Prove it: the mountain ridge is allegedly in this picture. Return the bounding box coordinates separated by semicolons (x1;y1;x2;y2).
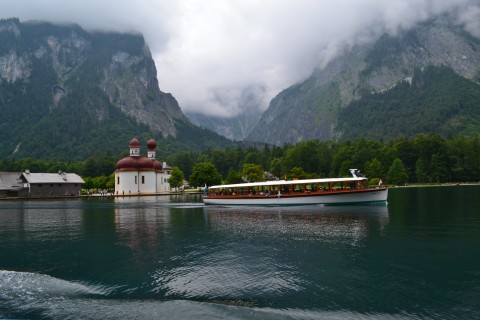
246;14;480;145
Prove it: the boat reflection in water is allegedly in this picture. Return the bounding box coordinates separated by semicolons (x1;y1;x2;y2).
204;203;389;247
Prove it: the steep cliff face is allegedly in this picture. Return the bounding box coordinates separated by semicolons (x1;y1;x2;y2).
100;48;185;136
0;18;185;132
0;18;224;160
247;15;480;144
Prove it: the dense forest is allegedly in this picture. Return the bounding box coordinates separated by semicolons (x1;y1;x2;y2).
1;134;479;187
338;66;480;140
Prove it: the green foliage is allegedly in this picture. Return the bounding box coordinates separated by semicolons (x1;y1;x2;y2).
289;167;307;179
2;134;480;186
339;66;480;140
225;169;244;184
364;158;384;179
82;175;112;190
242;163;266;182
387;158;409;185
166;133;480;185
269;158;284;178
168;167;185;191
106;173;115;190
283;141;331;176
368;178;380;187
189;162;222;187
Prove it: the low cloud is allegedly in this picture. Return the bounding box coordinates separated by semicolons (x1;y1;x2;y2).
457;4;480;38
3;0;480;118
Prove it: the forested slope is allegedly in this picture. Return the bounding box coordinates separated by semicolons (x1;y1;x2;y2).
337;66;480;140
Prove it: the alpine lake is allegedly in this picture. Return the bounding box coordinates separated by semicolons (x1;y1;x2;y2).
1;185;479;319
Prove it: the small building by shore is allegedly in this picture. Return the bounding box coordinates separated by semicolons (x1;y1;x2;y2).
0;171;84;198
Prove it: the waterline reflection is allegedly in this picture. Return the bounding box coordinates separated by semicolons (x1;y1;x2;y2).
204;204;389;247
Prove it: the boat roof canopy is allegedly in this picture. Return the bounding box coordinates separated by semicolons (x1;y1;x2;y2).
208;177;367;190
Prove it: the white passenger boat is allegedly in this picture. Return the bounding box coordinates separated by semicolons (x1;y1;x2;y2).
203;169;388;206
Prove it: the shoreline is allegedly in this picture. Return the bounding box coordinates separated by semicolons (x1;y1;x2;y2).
0;191;205;201
1;183;479;201
387;182;480;188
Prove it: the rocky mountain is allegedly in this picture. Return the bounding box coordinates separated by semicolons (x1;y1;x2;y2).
0;18;232;160
247;14;480;145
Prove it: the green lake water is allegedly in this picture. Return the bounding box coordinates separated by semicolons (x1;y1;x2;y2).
0;186;479;319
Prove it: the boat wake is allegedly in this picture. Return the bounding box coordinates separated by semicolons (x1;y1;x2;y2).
161;202;206;209
0;270;417;320
0;270;215;319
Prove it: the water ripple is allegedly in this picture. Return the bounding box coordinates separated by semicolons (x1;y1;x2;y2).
150;248;305;300
1;268;477;319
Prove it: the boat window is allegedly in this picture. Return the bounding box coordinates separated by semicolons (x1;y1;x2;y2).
332;182;343;190
271;186;280;195
293;184;303;192
320;183;329;191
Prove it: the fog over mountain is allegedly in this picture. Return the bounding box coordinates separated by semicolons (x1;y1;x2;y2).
3;0;480;121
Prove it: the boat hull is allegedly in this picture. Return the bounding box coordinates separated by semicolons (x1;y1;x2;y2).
203;188;388;206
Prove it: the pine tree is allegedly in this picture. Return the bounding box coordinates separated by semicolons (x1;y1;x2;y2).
387;158;409;185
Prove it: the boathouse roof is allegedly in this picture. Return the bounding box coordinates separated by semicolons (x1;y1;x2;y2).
0;172;23;190
21;172;85;184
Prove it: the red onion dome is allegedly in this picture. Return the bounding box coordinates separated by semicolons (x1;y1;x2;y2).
129;138;140;148
116;155;156;171
137;157;154;171
147;139;157;150
116;157;138;170
153;160;163;171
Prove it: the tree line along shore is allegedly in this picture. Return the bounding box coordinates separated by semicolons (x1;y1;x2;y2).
1;134;479;191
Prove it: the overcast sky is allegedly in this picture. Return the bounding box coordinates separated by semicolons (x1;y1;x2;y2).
2;0;480;117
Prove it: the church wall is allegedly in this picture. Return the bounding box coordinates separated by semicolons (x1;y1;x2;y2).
115;171;139;195
138;171;156;193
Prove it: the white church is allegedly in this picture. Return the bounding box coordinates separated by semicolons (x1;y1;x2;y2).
115;138;171;195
